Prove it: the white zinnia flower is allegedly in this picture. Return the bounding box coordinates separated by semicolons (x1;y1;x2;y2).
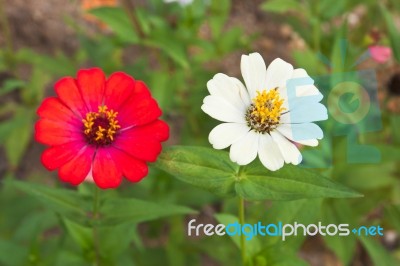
201;52;328;171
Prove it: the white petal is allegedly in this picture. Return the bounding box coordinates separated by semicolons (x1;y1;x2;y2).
270;131;302;165
276;86;291;111
277;123;323;142
240;53;267;99
265;58;294;91
229;130;259;165
231;77;252;107
291;68;320;97
292;68;319;89
282;68;323;111
296;139;319;147
207;73;249;112
209;123;250;149
201;95;246;123
280;103;328;123
258;133;284;171
280;85;323;112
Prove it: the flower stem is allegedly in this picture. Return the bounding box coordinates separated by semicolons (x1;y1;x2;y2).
92;186;101;266
238;196;246;266
120;0;145;39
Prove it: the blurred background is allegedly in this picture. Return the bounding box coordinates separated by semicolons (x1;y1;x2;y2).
0;0;400;265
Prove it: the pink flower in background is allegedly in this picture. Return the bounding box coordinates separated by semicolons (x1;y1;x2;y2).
369;45;392;64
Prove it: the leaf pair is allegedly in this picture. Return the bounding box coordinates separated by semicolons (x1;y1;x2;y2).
155;146;362;201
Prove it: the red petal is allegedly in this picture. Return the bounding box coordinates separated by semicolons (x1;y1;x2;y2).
92;148;122;189
118;81;162;128
55;77;88;118
77;68;106;112
35;119;83;146
128;120;169;142
113;131;162;162
37;97;81;127
132;80;151;96
109;147;148;182
104;72;135;111
58;145;95;185
41;141;85;170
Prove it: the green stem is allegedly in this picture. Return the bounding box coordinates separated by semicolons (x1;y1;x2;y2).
238;196;246;266
92;186;101;266
121;0;145;39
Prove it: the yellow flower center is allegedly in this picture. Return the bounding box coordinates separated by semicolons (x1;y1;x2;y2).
245;89;286;133
82;105;121;146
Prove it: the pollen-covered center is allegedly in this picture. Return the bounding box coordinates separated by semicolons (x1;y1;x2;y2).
245;88;286;133
82;105;121;146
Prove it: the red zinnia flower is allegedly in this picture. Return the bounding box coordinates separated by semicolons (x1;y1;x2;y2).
35;68;169;189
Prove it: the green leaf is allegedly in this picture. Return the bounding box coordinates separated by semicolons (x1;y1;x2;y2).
155;146;362;200
292;48;326;75
143;35;189;69
209;0;231;37
322;200;357;265
54;251;89;266
0;107;35;167
381;5;400;63
0;79;25;96
79;35;123;73
261;0;304;13
63;218;93;251
286;16;313;49
23;68;51;104
256;244;309;266
238;162;361;200
384;204;400;232
14;210;57;242
63;219;137;260
0;239;29;266
359;235;399;266
148;70;173;111
101;197;195;225
155;146;238;197
9;180;88;221
99;223;137;259
214;213;261;258
263;199;321;248
319;0;347;20
336;161;397;191
16;49;76;76
89;7;139;44
376;144;400;161
217;27;244;55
